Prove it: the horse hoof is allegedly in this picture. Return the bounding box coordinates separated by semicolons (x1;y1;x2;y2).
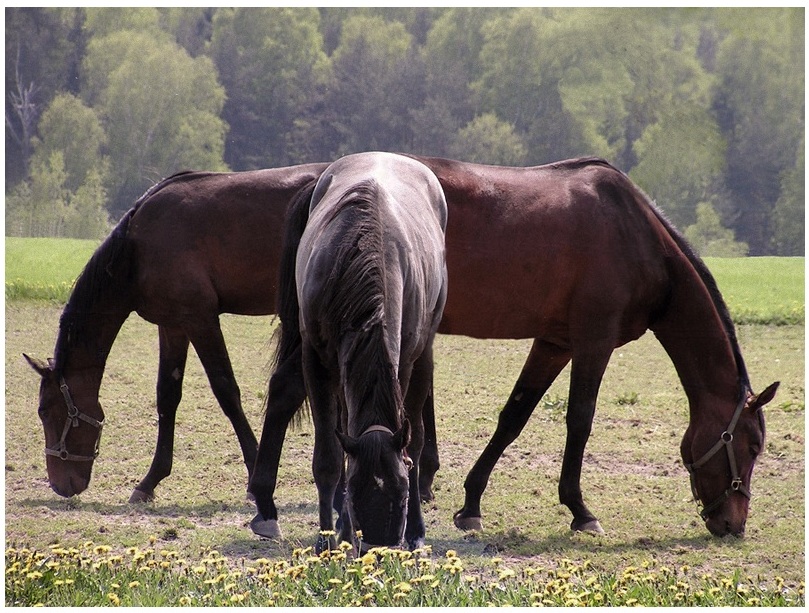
250;515;282;539
408;537;426;551
573;519;605;535
419;488;435;503
454;512;483;532
128;489;153;503
245;491;256;502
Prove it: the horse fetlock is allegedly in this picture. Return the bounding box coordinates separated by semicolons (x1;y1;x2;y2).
250;515;282;539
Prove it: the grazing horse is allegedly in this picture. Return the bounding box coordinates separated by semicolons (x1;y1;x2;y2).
251;154;778;539
24;163;329;500
280;152;447;551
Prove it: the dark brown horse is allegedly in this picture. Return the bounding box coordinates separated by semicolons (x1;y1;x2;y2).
279;152;447;551
25;163;329;501
251;155;778;538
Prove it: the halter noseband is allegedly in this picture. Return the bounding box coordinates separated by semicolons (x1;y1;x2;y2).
684;391;750;521
44;377;104;463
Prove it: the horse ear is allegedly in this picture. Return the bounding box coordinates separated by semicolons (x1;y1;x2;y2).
749;382;780;411
23;354;51;378
336;429;360;456
393;420;411;451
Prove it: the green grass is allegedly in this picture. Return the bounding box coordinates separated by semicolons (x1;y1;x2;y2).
6;540;802;606
5;238;804;324
6;300;804;606
5;237;100;301
705;256;805;325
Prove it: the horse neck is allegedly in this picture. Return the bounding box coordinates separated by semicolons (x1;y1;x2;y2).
55;310;130;387
651;259;742;425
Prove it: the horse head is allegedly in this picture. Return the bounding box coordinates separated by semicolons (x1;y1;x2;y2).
23;354;105;497
337;422;412;550
681;382;778;537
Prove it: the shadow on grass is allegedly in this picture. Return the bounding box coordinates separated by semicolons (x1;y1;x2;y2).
14;496;317;521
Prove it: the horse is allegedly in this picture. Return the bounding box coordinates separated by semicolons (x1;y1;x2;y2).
278;152;447;552
251;154;778;539
24;162;329;501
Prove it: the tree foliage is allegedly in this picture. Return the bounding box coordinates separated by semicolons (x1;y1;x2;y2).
5;7;804;252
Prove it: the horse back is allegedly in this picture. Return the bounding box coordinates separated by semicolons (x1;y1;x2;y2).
125;164;328;323
414;155;673;344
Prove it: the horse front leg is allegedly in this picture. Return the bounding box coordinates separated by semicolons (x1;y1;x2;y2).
454;339;570;531
401;348;433;549
130;326;189;503
187;318;258;492
303;343;342;553
558;346;612;535
248;345;307;538
418;384;439;502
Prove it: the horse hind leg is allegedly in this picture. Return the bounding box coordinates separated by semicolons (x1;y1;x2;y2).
454;339;570;531
249;345;307;539
558;344;613;535
187;318;259;492
130;326;189;503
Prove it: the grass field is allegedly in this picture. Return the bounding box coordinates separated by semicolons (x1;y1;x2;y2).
5;309;805;604
4;238;805;605
5;238;805;325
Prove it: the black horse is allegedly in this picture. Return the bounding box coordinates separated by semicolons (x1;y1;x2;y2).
271;152;447;551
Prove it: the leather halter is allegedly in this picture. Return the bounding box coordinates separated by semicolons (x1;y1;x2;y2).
44;377;104;463
684;391;750;521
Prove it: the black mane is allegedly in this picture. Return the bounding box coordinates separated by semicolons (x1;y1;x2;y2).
317;180;404;435
54;207;136;373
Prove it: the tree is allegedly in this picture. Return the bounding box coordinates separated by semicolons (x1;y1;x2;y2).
6;151;69;237
630;105;727;229
772;139;805;256
208;8;329;168
450;113;527;166
82;28;228;214
5;8;84;185
314;14;420;157
33;93;107;193
712;10;804;254
685;202;748;257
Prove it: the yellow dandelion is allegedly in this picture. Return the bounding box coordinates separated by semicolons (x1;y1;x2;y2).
230;594;245;603
128;581;140;589
107;593;121;606
178;596;192;606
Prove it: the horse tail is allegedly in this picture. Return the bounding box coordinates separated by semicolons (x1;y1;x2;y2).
54;207;137;371
265;179;318;425
273;179;318;369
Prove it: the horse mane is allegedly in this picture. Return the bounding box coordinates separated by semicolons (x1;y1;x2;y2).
315;180;404;434
54;172;206;373
54;207;137;373
620;172;752;393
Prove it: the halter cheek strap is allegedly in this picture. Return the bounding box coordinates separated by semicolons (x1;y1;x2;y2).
684;392;750;521
44;377;104;463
